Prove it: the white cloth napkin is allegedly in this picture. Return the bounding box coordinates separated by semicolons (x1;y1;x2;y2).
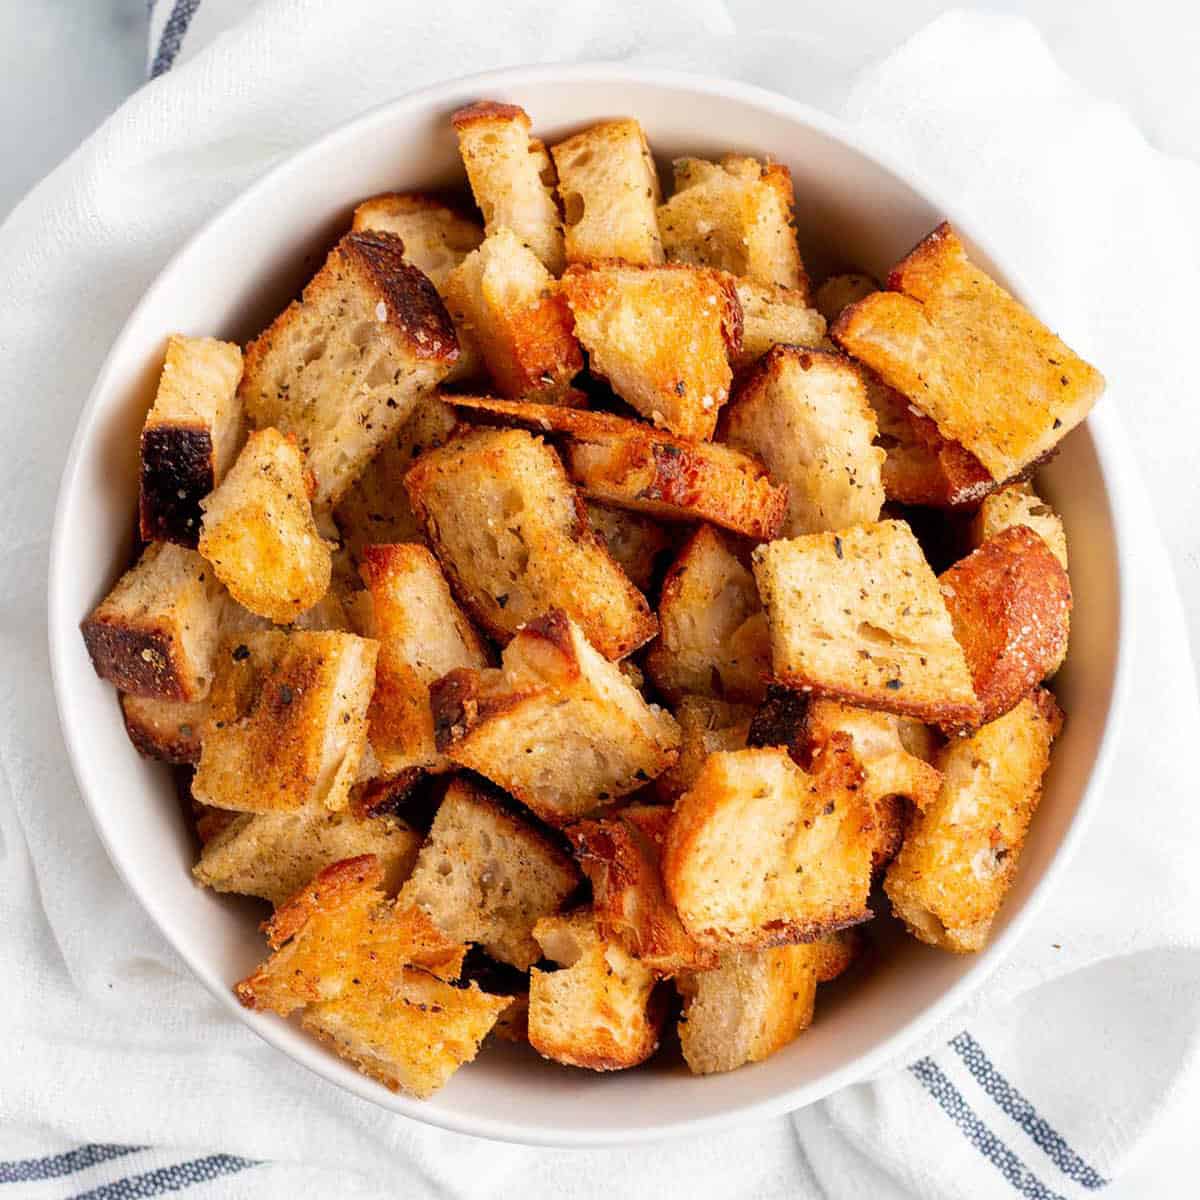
3;4;1199;1198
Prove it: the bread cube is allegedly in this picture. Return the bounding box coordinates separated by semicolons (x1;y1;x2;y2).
584;502;671;592
351;193;483;290
241;230;458;506
193;629;377;814
138;335;244;546
970;483;1068;571
81;543;224;701
561;262;740;439
832;223;1105;480
811;928;863;983
120;693;207;763
813;272;877;323
752;521;981;730
733;280;825;369
528;910;663;1070
430;611;680;825
655;696;753;803
404;426;655;659
885;689;1063;952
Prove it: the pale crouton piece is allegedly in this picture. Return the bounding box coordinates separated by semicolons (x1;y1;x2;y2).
939;525;1071;725
430;611;680;825
529;910;663;1070
291;588;352;633
351;193;483;290
663;745;874;948
645;525;771;705
120;693;207;763
659;155;806;293
452;101;565;274
194;630;376;814
561;262;741;439
733;280;826;369
813;273;877;323
404;426;655;659
971;483;1068;570
81;543;224;701
751;522;981;729
811;928;863;983
584;502;671;592
551;118;663;266
443;228;582;402
240;231;458;506
138;335;244;546
832;223;1105;480
885;689;1063;952
198;428;331;624
569;804;717;974
655;696;753;803
449;397;787;540
724;346;884;536
399;778;580;969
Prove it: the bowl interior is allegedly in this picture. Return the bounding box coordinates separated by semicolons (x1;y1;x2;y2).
49;68;1123;1145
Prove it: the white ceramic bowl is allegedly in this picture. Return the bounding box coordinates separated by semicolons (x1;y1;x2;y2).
48;64;1132;1147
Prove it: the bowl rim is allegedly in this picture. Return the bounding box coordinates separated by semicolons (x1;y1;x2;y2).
47;61;1136;1147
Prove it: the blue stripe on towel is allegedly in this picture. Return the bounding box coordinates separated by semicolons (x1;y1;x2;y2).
150;0;203;77
0;1144;143;1185
67;1153;256;1200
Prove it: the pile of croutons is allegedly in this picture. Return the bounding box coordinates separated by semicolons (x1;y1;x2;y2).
82;100;1102;1097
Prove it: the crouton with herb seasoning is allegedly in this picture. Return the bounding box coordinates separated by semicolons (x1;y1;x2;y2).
970;483;1068;570
120;692;207;763
583;502;671;592
732;279;826;369
655;696;753;804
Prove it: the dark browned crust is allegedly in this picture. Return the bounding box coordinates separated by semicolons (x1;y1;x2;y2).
350;767;427;820
138;422;214;546
451;100;530;130
80;616;189;701
429;668;482;752
751;908;874;949
747;684;808;755
884;220;955;293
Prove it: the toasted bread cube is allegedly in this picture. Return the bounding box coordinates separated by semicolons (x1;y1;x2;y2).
733;280;825;369
811;928;863;983
569;804;717;974
885;689;1063;952
399;778;580;969
194;630;376;813
676;943;819;1074
646;525;770;704
832;224;1105;480
528;910;663;1069
405;427;655;659
194;809;422;904
724;346;884;536
746;681;808;755
452;101;564;274
351;193;483;290
443;229;582;402
655;696;753;803
241;231;458;506
120;693;207;763
813;273;877;323
939;525;1072;725
449;397;787;540
584;502;670;592
752;522;981;729
971;483;1068;570
551;118;663;266
431;611;680;825
81;543;224;701
659;155;806;293
138;335;244;546
663;745;874;947
561;262;740;439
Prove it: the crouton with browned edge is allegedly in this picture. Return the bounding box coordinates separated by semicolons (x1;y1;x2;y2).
584;502;671;592
813;273;877;323
970;483;1068;570
655;697;753;803
120;693;207;763
733;280;825;369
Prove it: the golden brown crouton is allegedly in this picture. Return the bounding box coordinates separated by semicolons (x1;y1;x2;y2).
404;426;655;659
430;611;680;825
193;629;377;814
655;696;753;803
751;522;981;730
733;279;826;369
811;927;863;983
81;543;225;701
452;101;565;274
240;231;459;506
561;262;741;439
885;689;1063;952
970;483;1068;570
724;346;884;536
832;223;1105;481
645;525;771;705
528;909;664;1070
351;193;484;290
583;502;671;592
138;335;244;546
813;273;877;323
120;693;207;763
399;778;580;969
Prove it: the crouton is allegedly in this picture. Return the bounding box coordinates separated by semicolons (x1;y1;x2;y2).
404;426;655;659
832;223;1105;481
751;522;981;729
659;155;806;293
663;745;874;948
193;630;377;813
939;525;1071;725
561;262;741;439
811;927;863;983
733;280;826;369
551;118;663;266
351;193;483;290
813;273;877;323
138;335;244;546
399;778;580;969
569;803;717;974
443;228;582;402
645;525;771;705
240;231;459;506
746;682;808;754
528;910;663;1070
970;483;1068;571
452;101;565;274
81;543;225;701
291;588;352;633
655;696;753;803
120;693;207;763
885;689;1063;952
724;346;884;536
584;502;671;591
430;611;680;825
448;397;787;540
